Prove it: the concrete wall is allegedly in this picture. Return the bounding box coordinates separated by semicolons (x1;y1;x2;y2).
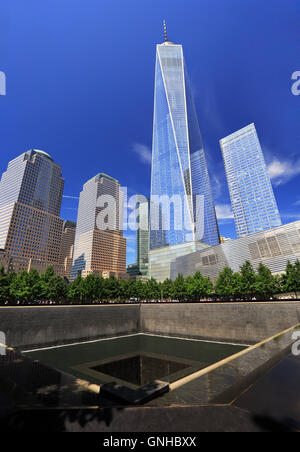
140;302;300;344
0;305;140;350
1;302;300;350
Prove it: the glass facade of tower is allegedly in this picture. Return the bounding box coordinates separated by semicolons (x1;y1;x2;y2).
137;199;149;275
150;42;220;250
0;150;64;274
0;150;63;216
220;123;282;238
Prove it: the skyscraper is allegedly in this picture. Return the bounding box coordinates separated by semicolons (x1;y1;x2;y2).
0;149;65;274
220;123;282;238
127;195;149;279
71;173;126;280
149;24;219;280
136;196;150;276
59;220;76;280
150;24;220;251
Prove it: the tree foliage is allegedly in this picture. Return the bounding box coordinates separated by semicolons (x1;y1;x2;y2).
215;267;239;300
282;260;300;297
0;260;298;305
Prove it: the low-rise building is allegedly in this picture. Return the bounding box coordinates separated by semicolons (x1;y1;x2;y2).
170;220;300;281
149;241;209;282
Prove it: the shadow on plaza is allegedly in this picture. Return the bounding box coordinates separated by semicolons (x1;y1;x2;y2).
252;415;298;433
0;345;168;432
2;406;299;433
0;406;128;432
0;344;128;432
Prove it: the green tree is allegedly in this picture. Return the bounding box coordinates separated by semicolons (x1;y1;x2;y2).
283;261;299;298
134;280;146;300
0;267;13;304
143;278;160;301
103;276;120;300
215;267;237;300
68;276;84;302
10;270;38;303
255;263;276;300
27;269;43;301
273;274;283;296
80;274;98;303
186;272;213;301
93;276;104;301
239;261;257;300
39;266;67;301
119;279;134;301
232;272;243;300
294;260;300;297
172;274;187;301
160;278;174;300
50;275;68;301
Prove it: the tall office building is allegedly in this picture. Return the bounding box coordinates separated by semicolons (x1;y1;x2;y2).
0;149;64;275
71;173;126;280
136;197;150;276
59;220;76;280
127;195;149;279
220;123;282;238
150;25;220;251
149;24;219;281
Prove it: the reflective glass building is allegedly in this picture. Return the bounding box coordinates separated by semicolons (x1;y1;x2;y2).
0;149;65;274
150;34;220;251
136;196;150;276
220;124;282;238
127;195;150;279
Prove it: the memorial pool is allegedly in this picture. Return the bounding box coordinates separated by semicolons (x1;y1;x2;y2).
25;334;247;390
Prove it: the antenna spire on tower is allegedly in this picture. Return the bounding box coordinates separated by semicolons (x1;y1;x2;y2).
163;20;168;42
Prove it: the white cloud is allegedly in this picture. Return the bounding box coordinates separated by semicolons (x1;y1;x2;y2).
132;143;152;165
63;195;79;200
61;207;78;211
212;174;222;200
267;158;300;186
215;204;234;220
280;212;300;220
124;234;136;242
201;84;224;134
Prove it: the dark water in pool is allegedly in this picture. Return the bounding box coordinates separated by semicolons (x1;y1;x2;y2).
25;335;246;388
92;354;189;386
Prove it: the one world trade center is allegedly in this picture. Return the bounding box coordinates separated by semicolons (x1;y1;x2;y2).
150;23;220;270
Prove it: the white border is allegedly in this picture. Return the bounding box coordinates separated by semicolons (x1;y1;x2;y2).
22;333;249;353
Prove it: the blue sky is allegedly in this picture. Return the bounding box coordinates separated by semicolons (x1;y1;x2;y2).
0;0;299;265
